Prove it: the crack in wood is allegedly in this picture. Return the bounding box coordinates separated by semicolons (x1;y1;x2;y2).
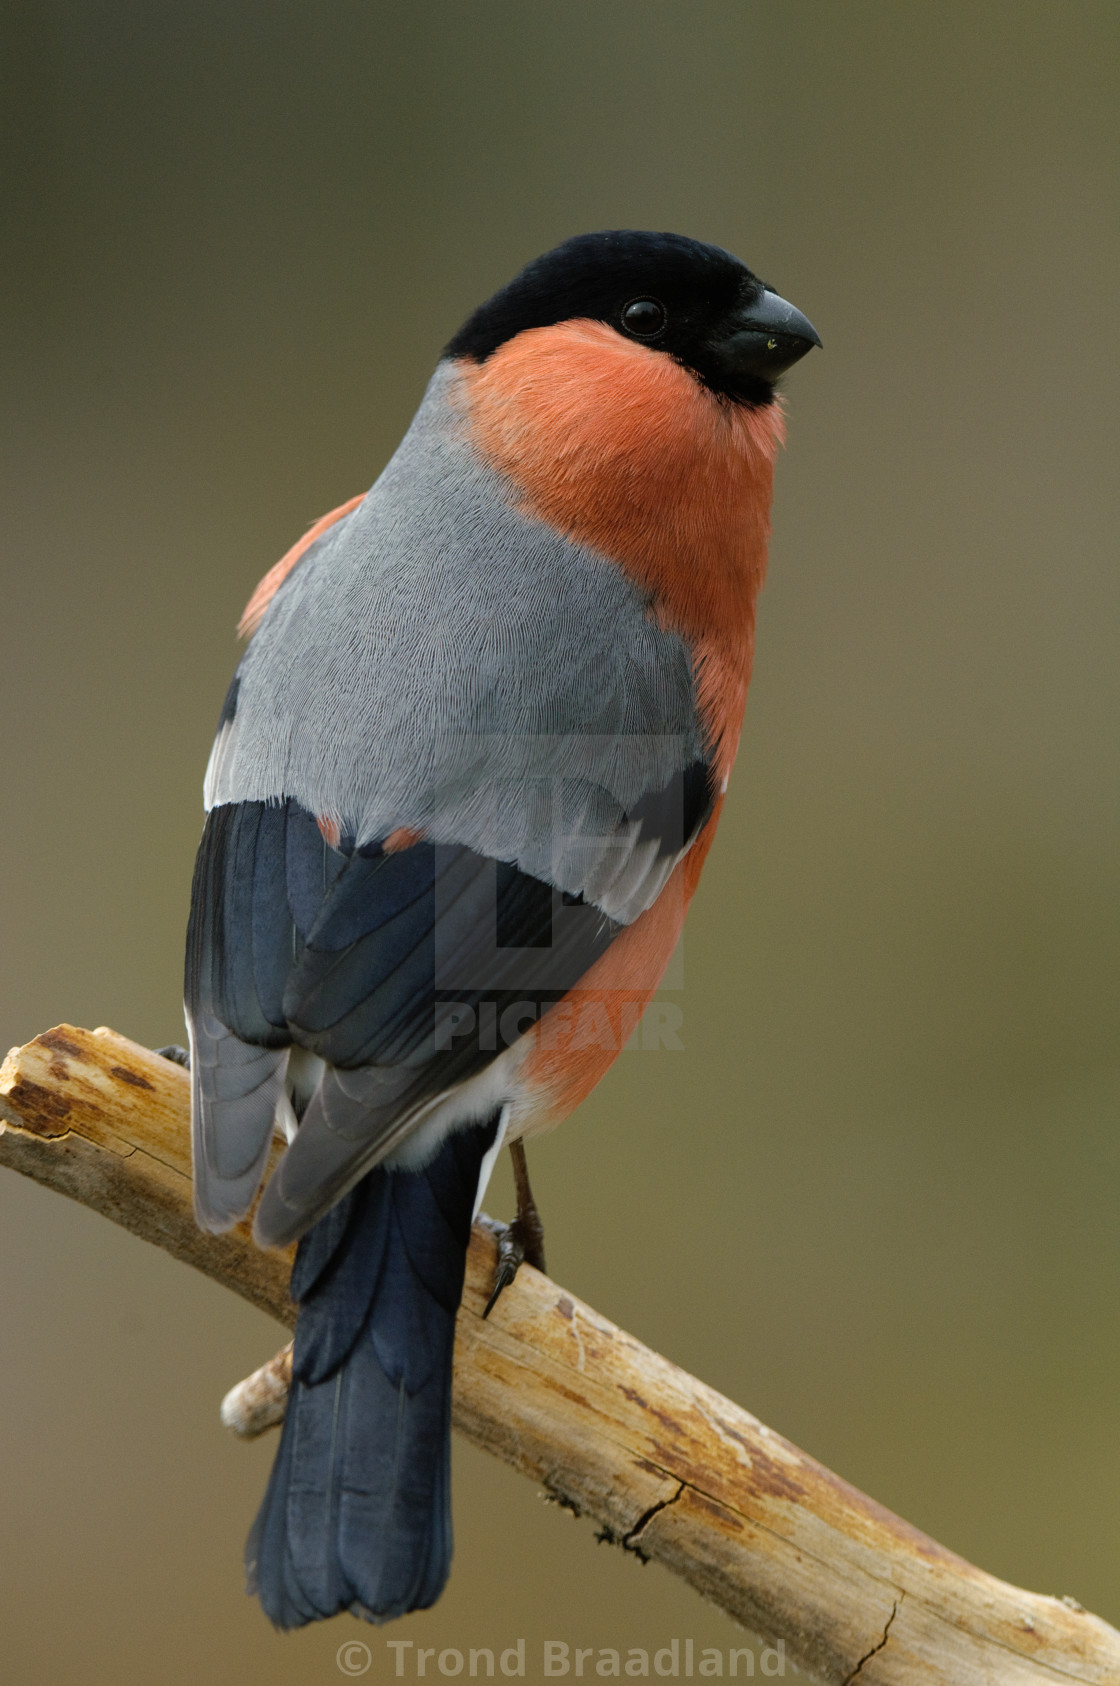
842;1595;902;1685
621;1480;686;1562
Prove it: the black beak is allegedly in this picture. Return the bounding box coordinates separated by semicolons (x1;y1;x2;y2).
717;287;822;384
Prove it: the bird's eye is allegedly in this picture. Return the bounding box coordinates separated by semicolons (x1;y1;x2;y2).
621;298;667;337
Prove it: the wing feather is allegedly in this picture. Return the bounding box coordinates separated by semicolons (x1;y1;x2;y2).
186;799;625;1240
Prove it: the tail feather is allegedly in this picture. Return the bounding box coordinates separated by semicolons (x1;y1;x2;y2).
246;1114;498;1628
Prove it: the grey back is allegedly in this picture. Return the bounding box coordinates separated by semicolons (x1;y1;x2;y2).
205;362;706;924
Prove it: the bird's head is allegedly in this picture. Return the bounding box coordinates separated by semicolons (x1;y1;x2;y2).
447;228;820;408
444;231;819;684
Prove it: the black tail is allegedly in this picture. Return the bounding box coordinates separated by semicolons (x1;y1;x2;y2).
246;1115;498;1627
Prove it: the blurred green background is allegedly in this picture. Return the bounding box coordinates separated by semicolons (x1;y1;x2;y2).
2;2;1118;1681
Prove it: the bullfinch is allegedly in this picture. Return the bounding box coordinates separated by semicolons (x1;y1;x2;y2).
184;229;818;1628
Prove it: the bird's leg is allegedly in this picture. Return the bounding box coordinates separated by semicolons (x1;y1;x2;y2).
483;1139;547;1318
509;1137;547;1272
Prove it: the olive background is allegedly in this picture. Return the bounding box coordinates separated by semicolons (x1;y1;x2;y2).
2;3;1118;1682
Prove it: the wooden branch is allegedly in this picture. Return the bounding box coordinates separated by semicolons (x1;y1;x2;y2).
2;1026;1118;1684
221;1340;293;1437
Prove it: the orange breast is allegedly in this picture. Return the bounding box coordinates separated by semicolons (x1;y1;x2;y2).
520;807;720;1124
456;321;784;778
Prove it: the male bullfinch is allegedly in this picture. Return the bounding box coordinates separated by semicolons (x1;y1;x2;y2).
184;230;818;1628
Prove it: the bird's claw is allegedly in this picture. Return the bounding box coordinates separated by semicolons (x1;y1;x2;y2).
483;1140;547;1319
483;1227;522;1319
156;1044;191;1070
483;1214;545;1319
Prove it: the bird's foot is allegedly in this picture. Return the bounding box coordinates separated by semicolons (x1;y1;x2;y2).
483;1140;547;1319
155;1044;190;1069
483;1216;543;1319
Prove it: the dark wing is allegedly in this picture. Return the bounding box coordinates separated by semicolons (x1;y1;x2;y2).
185;798;624;1244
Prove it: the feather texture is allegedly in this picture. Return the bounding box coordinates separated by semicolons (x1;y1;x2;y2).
185;798;626;1239
206;362;709;925
247;1116;497;1626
